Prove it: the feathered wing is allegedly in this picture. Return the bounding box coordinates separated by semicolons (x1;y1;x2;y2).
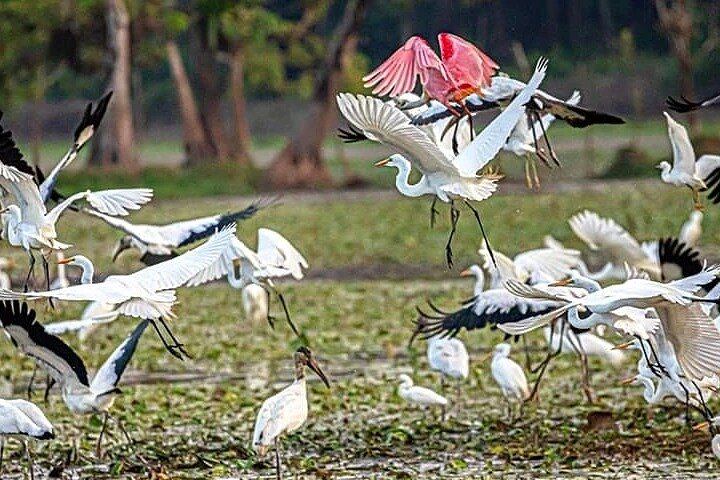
696;155;720;204
0;300;89;388
664;112;697;176
185;236;261;287
568;210;647;263
90;319;149;395
362;36;446;97
453;57;548;176
532;91;581;137
479;245;519;287
667;91;720;113
336;93;456;175
0;164;46;226
438;33;498;91
658;237;703;281
253;386;307;453
45;188;154;226
657;303;720;381
513;248;582;283
123;225;236;292
44;312;119;336
256;228;308;280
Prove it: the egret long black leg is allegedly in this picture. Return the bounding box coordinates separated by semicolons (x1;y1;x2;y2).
567;330;594;403
536;110;560;166
43;375;56;403
274;438;282;480
27;366;37;399
463;200;497;268
42;254;55;309
529;112;551;168
96;412;109;458
275;290;301;338
149;320;184;360
647;341;669;377
158;317;191;358
528;320;567;401
445;201;460;269
0;438;4;472
24;251;35;292
690;380;715;432
451;118;460;155
429;197;440;229
112;416;134;447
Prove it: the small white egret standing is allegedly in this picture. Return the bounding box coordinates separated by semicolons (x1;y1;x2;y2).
488;343;529;419
426;336;468;419
0;398;54;480
252;347;329;480
397;374;448;418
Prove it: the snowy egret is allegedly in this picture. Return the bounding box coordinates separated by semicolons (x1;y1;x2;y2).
488;343;529;419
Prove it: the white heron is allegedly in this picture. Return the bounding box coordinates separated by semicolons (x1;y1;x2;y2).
0;225;236;359
242;284;269;324
0;300;148;457
186;228;308;337
657;111;720;210
252;346;329;480
0;398;54;480
503;90;581;188
487;343;529;419
679;210;703;247
337;57;549;267
84;199;272;265
426;336;469;419
397;374;448;418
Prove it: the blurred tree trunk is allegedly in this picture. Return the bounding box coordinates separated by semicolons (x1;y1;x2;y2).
597;0;615;47
90;0;139;172
654;0;696;128
189;22;230;163
265;0;371;189
228;45;253;165
166;40;214;164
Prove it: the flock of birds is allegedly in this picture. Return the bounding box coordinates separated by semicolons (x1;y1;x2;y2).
0;31;719;478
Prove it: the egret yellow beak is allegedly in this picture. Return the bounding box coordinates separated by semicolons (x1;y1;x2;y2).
57;256;74;265
620;376;637;385
694;421;711;432
374;158;390;167
460;268;472;277
613;340;634;351
549;278;571;287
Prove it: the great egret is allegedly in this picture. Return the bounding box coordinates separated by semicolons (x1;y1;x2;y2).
0;398;54;480
426;335;468;420
658;112;720;210
0;300;148;457
84;199;272;265
488;343;529;419
186;228;308;337
503;90;581;188
667;91;720;113
338;57;549;267
363;33;498;112
0;225;236;358
397;374;448;418
542;323;625;367
252;347;329;480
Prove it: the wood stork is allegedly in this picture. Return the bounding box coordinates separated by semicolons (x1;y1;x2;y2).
0;225;236;359
252;346;329;480
185;228;308;337
84;198;273;265
338;57;550;267
486;343;529;418
0;398;54;480
658;112;720;210
0;300;148;457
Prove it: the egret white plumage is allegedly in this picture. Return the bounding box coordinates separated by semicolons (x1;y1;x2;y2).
0;225;236;359
338;57;550;266
425;335;468;419
488;343;529;419
50;252;70;290
186;228;308;336
657;112;720;210
679;211;704;247
84;199;272;265
0;300;148;457
542;323;625;367
0;257;13;289
242;283;269;324
252;346;329;480
0;398;54;480
397;374;448;418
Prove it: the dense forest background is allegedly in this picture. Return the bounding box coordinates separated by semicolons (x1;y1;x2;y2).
0;0;717;186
